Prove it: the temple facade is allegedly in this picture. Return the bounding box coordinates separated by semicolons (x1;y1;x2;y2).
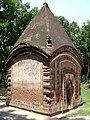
6;3;83;115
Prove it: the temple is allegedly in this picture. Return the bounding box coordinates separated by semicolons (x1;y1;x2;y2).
6;3;83;115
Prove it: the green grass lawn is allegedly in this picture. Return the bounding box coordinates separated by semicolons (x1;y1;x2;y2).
66;82;90;117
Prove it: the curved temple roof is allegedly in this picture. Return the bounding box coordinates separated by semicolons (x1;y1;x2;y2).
13;3;77;55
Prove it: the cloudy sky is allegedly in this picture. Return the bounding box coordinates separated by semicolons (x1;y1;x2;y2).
22;0;90;27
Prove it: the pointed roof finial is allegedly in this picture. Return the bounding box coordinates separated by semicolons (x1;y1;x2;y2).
43;2;49;8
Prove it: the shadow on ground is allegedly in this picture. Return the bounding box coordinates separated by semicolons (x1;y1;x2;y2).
0;102;87;120
47;117;86;120
0;110;86;120
0;109;35;120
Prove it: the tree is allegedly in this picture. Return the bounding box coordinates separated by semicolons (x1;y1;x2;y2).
0;0;38;84
57;17;81;49
57;16;70;36
80;21;90;81
57;16;90;81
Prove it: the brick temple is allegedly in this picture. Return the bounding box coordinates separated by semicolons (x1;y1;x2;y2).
6;3;83;115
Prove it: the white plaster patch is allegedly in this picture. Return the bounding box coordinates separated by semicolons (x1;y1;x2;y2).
24;36;32;41
35;33;39;39
11;59;42;89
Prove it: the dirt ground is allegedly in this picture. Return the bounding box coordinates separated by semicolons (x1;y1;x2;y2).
0;101;90;120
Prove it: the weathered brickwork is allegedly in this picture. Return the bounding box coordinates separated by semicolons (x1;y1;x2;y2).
7;3;83;116
49;52;82;113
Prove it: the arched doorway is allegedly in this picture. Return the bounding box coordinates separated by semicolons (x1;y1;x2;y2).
66;79;73;106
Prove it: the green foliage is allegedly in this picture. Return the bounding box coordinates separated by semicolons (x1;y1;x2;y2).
57;16;90;80
57;16;81;51
80;21;90;80
57;16;70;36
0;0;38;84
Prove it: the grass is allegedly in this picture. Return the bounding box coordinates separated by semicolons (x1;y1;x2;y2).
0;87;7;96
66;82;90;117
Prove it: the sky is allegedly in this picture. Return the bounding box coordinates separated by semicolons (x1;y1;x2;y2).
22;0;90;27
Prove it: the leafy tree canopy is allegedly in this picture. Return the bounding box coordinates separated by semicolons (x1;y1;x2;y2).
57;16;90;81
0;0;38;84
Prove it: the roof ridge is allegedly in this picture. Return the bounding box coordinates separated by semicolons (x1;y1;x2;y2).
44;4;50;38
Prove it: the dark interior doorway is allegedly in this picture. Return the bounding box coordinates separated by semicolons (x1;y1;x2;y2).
66;80;73;105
